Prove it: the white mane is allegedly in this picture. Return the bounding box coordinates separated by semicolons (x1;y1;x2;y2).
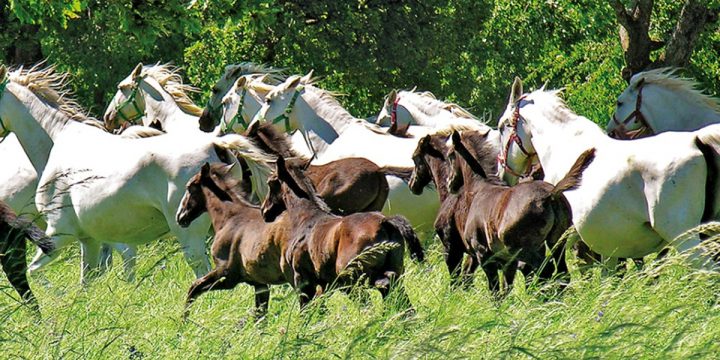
400;90;483;122
632;68;720;113
141;63;203;116
7;63;106;130
303;85;390;135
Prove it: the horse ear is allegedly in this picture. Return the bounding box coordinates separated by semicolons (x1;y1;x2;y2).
229;65;243;78
201;162;211;177
131;63;143;80
387;89;397;104
300;70;314;83
419;135;431;149
286;75;302;90
509;76;523;104
234;76;247;90
540;80;550;91
451;131;487;178
225;160;245;180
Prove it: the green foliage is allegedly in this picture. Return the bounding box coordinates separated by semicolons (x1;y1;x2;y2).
1;0;718;125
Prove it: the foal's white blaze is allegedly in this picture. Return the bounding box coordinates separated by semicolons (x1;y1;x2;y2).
498;80;718;265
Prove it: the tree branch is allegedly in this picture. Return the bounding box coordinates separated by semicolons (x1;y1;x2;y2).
659;0;716;68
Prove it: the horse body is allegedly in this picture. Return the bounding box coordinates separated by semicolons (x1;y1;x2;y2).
0;135;39;218
253;78;440;230
0;65;270;282
499;81;715;262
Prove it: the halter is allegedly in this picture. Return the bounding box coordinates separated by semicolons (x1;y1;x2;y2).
269;85;303;132
113;75;146;124
224;88;248;132
390;96;401;127
497;97;538;179
609;80;654;139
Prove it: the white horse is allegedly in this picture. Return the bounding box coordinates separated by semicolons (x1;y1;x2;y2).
198;63;285;132
104;63;204;134
249;75;440;231
608;68;720;139
0;64;271;283
374;89;503;172
497;77;719;265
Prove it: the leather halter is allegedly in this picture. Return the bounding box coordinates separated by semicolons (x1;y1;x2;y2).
390;96;401;127
269;85;303;132
224;88;248;132
497;97;538;178
609;81;654;139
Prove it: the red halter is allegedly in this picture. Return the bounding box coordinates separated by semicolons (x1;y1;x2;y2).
390;96;401;127
609;81;655;139
497;97;538;179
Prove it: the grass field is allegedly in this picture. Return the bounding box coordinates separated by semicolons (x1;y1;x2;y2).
1;231;719;359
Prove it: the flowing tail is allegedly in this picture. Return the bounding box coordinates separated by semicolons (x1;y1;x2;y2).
694;136;719;222
383;215;425;262
551;148;596;197
379;166;415;182
18;219;54;255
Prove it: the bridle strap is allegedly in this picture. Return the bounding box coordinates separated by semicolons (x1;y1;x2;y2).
497;97;538;178
224;88;248;132
114;76;146;124
610;83;654;139
270;85;303;132
390;96;401;127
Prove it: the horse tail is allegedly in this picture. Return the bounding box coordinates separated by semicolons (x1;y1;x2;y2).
382;215;425;262
551;148;596;198
693;136;719;222
341;241;402;281
119;125;165;139
379;166;414;182
20;220;54;255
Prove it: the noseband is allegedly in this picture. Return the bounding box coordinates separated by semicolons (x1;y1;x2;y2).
610;81;654;139
497;97;538;179
268;85;303;133
223;88;248;132
113;75;146;124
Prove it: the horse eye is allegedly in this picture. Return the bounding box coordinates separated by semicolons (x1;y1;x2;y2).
212;87;219;94
616;101;623;107
265;98;272;104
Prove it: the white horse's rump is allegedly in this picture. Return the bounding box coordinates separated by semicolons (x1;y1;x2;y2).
0;64;270;283
498;78;717;266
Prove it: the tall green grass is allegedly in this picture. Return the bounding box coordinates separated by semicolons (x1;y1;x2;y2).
1;233;719;359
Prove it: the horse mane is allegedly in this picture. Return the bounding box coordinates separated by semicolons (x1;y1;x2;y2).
141;63;203;117
300;85;391;135
429;123;491;137
521;89;578;123
400;90;483;122
221;63;286;86
213;134;275;200
7;63;106;130
283;158;333;214
208;163;259;209
632;68;720;113
245;123;307;161
457;130;505;185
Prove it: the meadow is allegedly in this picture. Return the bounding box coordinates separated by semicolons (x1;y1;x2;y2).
2;229;719;359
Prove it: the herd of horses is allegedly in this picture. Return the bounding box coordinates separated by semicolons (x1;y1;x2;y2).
1;61;719;317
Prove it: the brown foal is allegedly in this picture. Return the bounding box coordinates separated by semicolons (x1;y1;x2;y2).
261;156;424;307
244;121;412;214
448;130;595;294
1;201;54;311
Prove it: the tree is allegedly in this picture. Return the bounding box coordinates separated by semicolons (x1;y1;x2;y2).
612;0;720;81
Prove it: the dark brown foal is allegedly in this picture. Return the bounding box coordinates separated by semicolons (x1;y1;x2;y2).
448;130;595;295
261;156;424;308
176;162;291;318
244;121;412;214
1;201;54;311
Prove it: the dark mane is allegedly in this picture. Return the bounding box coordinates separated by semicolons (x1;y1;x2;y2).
459;130;504;186
244;123;309;165
208;163;260;208
283;159;333;214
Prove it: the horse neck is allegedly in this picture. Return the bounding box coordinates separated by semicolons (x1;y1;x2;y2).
201;184;257;231
291;89;346;154
524;105;606;184
426;155;451;201
1;85;86;172
401;95;453;126
142;86;199;132
645;85;720;132
283;189;330;227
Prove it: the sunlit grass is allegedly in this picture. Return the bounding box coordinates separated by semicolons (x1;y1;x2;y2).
1;232;719;359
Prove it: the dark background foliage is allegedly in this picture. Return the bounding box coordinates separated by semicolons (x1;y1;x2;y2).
2;0;718;125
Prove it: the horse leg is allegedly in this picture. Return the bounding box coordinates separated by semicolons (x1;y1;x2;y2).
254;285;270;319
480;254;501;296
171;219;211;278
502;261;519;296
114;244;137;281
80;239;103;284
183;267;239;319
460;253;480;289
0;233;38;311
98;244;113;273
